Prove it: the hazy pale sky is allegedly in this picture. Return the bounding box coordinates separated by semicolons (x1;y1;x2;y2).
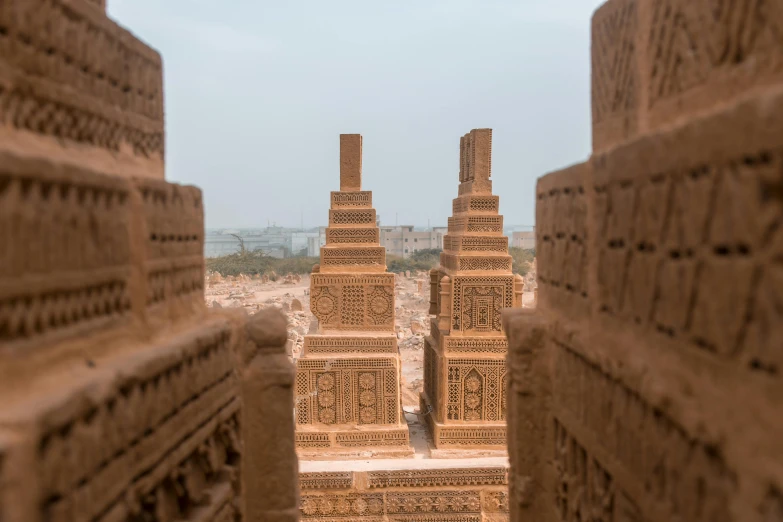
108;0;603;229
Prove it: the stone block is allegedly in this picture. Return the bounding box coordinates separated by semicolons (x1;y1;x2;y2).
339;134;362;191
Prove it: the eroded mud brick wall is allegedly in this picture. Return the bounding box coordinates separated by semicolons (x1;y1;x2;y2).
0;2;299;521
505;0;783;521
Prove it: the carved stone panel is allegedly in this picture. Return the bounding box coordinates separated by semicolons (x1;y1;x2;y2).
311;274;395;331
450;276;514;333
296;358;401;426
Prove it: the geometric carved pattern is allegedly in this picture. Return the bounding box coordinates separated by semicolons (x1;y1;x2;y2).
553;418;620;522
311;285;341;326
296;358;401;426
423;128;518;450
591;0;639;150
331;191;372;207
448;215;503;234
0;163;207;347
440;254;512;272
437;427;507;447
553;340;735;521
386;491;482;516
310;274;395;331
136;178;205;311
329;209;376;226
451;276;513;332
35;324;239;522
592;106;783;374
535;163;590;317
367;467;507;488
326;228;380;244
443;236;510;253
445;359;506;422
647;0;783;111
453;195;500;214
299;466;510;520
321;247;385;267
0;165;133;345
366;285;394;325
457;257;512;271
304;336;398;354
310;274;394;332
467;196;500;212
0;0;164;160
300;493;385;518
443;337;508;354
297;135;406;454
300;472;354;490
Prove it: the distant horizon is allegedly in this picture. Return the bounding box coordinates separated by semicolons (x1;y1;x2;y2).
204;223;536;231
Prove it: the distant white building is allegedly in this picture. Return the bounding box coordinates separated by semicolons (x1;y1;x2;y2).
379;226;445;258
307;227;327;257
204;227;322;258
511;230;536;250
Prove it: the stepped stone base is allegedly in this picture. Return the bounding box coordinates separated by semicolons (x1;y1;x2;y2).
296;425;414;460
298;458;510;521
420;394;507;452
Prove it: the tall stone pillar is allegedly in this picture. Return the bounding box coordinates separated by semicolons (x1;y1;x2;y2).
294;134;412;458
421;128;522;452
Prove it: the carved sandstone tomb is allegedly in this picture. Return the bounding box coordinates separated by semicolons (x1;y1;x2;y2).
298;462;510;521
294;134;412;458
0;2;299;521
421;128;523;452
504;1;783;521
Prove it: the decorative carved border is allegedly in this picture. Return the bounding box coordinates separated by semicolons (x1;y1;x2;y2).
331;191;372;208
443;337;508;354
300;472;354;490
329;209;377;226
367;467;507;488
304;336;398;354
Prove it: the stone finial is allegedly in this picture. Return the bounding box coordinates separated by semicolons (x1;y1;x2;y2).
340;134;362;191
458;129;493;194
470;128;492;190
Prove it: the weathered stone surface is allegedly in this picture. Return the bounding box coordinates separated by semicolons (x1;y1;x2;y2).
0;4;299;522
297;463;509;520
506;2;783;521
591;0;783;152
422;128;522;451
296;134;411;458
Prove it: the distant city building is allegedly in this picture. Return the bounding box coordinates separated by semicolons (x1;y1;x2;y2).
205;225;446;259
204;227;322;258
379;225;446;258
511;230;536;250
306;227;327;257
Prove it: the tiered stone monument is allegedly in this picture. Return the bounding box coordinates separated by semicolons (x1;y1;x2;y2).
295;134;412;458
422;128;524;452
